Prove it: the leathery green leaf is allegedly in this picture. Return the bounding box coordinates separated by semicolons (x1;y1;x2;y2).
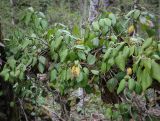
151;60;160;82
141;68;152;91
60;49;68;62
38;56;46;65
117;79;126;94
87;54;96;65
107;78;118;92
50;69;57;82
115;52;125;71
78;51;86;60
38;63;45;73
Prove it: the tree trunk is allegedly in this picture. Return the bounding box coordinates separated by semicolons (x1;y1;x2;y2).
89;0;100;23
10;0;17;25
133;0;139;9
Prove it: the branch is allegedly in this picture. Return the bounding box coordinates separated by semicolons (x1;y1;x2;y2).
18;98;29;121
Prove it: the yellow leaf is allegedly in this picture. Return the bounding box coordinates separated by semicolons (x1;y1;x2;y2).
71;65;80;77
127;67;132;75
75;39;84;45
128;25;135;36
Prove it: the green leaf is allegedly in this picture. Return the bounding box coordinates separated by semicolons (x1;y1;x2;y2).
112;43;125;57
76;72;83;82
105;108;112;119
109;13;116;25
25;11;32;25
110;35;117;42
92;37;99;46
72;24;80;36
0;68;10;81
38;56;46;65
68;51;77;61
40;19;48;29
112;111;120;120
84;85;94;94
92;21;100;31
21;39;32;49
142;58;151;71
133;9;141;19
60;49;68;62
39;12;45;18
78;51;86;60
135;82;142;94
115;53;125;71
142;38;152;50
103;48;112;61
87;54;96;65
38;63;45;73
31;57;37;67
101;62;107;73
102;26;109;35
15;69;20;77
104;18;112;26
128;78;135;91
108;57;114;66
61;69;67;81
107;78;118;92
19;71;24;80
122;46;130;58
99;19;105;27
83;67;89;75
74;45;85;50
80;73;88;87
54;36;63;50
66;68;71;80
4;73;10;81
151;60;160;82
117;79;126;94
152;54;160;60
50;41;55;51
91;70;99;75
158;44;160;51
7;57;16;70
115;72;126;81
136;67;142;82
34;17;40;28
10;71;15;78
26;57;33;66
141;68;152;91
129;45;135;56
50;69;57;82
133;57;141;72
125;10;135;18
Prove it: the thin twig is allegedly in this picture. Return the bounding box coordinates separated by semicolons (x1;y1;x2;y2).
18;98;29;121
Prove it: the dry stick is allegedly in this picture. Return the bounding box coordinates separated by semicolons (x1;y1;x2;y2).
18;98;29;121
